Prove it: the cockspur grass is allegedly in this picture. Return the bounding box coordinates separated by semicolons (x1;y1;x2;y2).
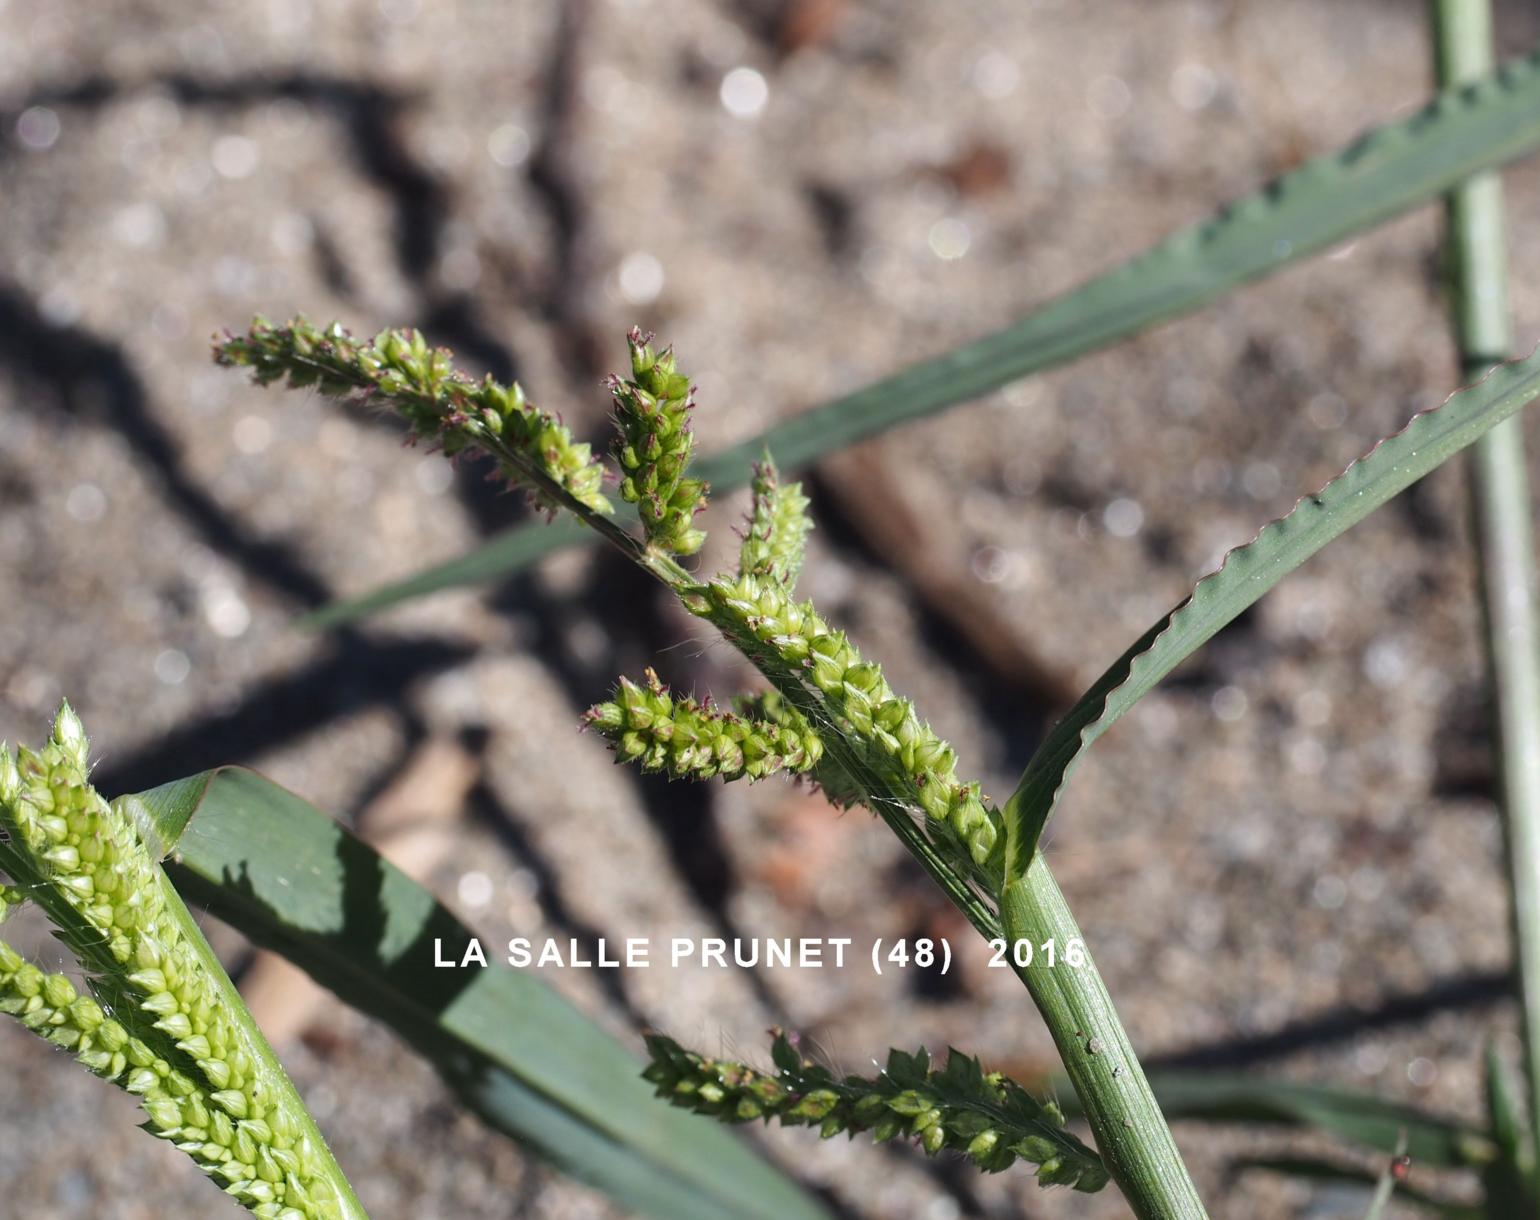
643;1031;1107;1191
217;304;1540;1218
215;313;1204;1214
16;12;1540;1217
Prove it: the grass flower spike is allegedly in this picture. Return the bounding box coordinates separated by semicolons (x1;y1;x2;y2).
739;458;812;589
644;1032;1107;1192
608;328;709;555
0;705;367;1220
697;572;1001;869
219;319;998;882
0;946;136;1081
584;668;822;782
733;690;866;806
216;317;611;518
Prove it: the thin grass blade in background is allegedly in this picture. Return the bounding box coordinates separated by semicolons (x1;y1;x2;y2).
1235;1158;1475;1219
306;44;1540;628
1478;1042;1536;1212
125;767;833;1220
1140;1074;1494;1170
1362;1132;1412;1220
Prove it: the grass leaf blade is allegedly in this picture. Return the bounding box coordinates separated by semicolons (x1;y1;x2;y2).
1235;1158;1476;1218
1004;347;1540;875
128;767;832;1220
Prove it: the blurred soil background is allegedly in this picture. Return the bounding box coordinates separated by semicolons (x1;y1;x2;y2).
4;1;1540;1216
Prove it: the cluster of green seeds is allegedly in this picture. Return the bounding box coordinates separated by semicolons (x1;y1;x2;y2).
584;668;823;782
0;946;137;1086
739;460;813;589
644;1031;1106;1191
696;572;999;867
607;328;709;555
732;689;864;806
215;316;611;518
217;320;1000;866
0;706;361;1219
213;321;1097;1192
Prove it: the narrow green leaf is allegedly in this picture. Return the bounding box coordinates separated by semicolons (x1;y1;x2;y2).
1003;347;1540;877
130;767;830;1220
1138;1073;1495;1169
304;45;1540;628
1478;1042;1538;1213
304;515;592;628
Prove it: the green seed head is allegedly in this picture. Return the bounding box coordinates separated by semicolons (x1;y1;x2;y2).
585;669;821;784
694;573;1003;870
216;317;613;520
642;1031;1104;1190
608;328;709;555
738;458;813;590
0;706;361;1219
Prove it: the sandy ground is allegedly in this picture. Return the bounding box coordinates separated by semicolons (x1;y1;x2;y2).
4;1;1540;1216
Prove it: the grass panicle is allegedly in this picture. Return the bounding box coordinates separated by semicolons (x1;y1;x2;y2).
217;318;1200;1216
221;318;1001;880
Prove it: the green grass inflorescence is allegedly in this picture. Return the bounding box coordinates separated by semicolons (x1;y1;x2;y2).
0;706;365;1219
644;1030;1107;1191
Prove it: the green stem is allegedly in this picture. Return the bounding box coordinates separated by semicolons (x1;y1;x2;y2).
1003;860;1208;1219
1431;0;1540;1162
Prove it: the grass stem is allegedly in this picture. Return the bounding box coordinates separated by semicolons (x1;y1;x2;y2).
1004;859;1209;1218
1432;0;1540;1165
